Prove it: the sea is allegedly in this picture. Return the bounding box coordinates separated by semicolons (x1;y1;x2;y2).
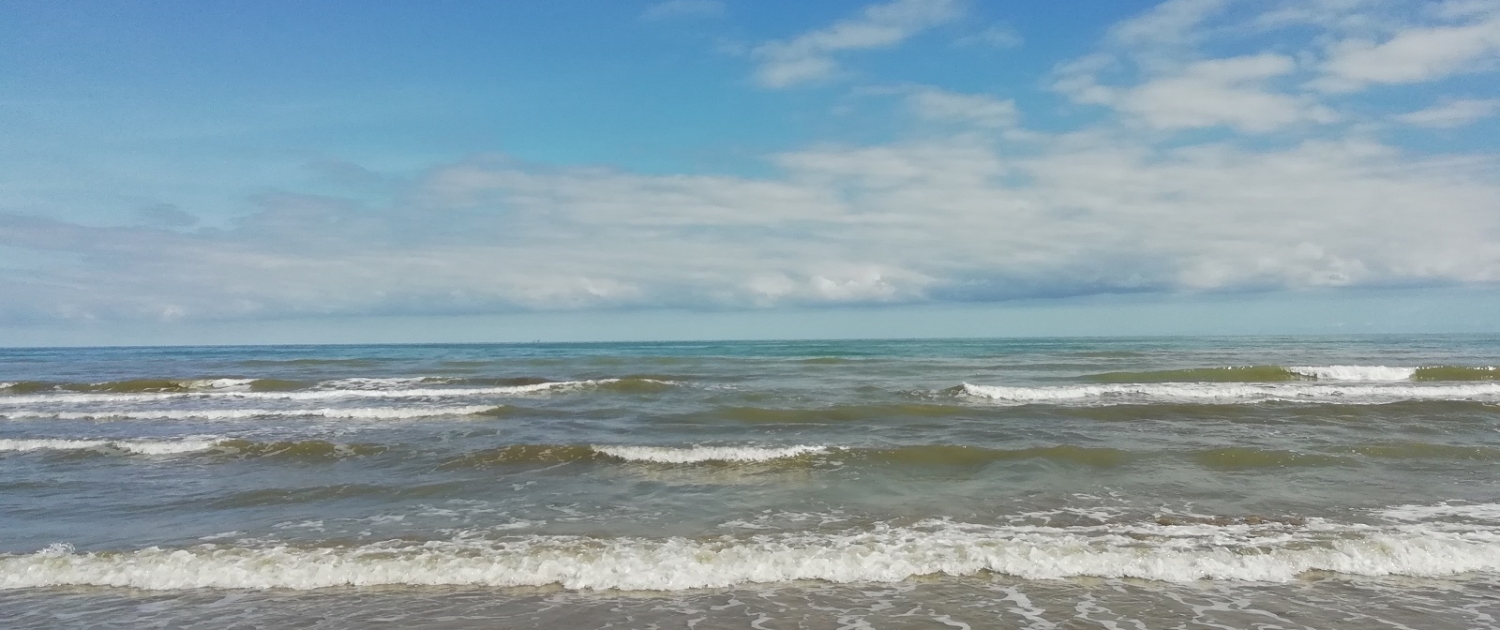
2;335;1500;629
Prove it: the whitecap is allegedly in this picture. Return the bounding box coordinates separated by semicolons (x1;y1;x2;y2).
593;444;825;464
1289;366;1417;381
958;382;1500;405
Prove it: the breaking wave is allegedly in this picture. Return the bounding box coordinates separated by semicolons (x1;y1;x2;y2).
444;443;1135;468
0;406;501;421
8;510;1500;590
0;437;220;455
441;444;826;468
0;378;672;406
1080;365;1500;384
0;437;393;459
1;378;260;395
593;445;827;463
959;381;1500;405
8;438;1494;467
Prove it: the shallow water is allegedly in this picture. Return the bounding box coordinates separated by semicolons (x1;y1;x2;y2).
2;336;1499;628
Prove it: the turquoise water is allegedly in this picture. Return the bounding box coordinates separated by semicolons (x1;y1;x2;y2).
2;336;1499;628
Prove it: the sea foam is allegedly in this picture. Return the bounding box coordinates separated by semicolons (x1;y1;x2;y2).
0;438;221;455
1288;366;1418;381
593;445;826;463
0;380;628;406
1;406;499;421
959;382;1500;405
6;517;1500;591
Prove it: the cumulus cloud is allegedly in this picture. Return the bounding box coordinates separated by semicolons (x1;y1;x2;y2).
1394;98;1500;127
1056;0;1500;133
750;0;963;88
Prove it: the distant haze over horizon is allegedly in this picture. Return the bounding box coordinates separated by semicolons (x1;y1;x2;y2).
3;0;1499;345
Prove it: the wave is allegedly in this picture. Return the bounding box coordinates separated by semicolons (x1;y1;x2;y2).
593;445;826;463
1;378;260;395
235;358;398;367
1083;366;1309;383
445;444;1134;469
212;439;390;460
0;379;669;406
8;511;1500;590
1345;442;1500;461
0;437;219;455
1;406;502;421
1192;447;1356;469
847;444;1132;467
1380;502;1500;522
958;382;1500;406
440;444;823;468
1080;366;1500;384
10;437;1494;468
1289;366;1417;381
0;437;390;459
706;403;974;424
1414;366;1500;381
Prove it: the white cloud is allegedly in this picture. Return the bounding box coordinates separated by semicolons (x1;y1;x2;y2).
4;131;1498;323
642;0;725;20
1054;0;1500;134
905;88;1019;129
1394;98;1500;127
1064;54;1337;133
1314;15;1500;91
7;0;1500;326
751;0;963;88
1431;0;1500;21
1109;0;1229;52
1253;0;1407;35
955;24;1023;49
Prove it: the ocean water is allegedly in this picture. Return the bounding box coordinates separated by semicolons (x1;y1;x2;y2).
2;336;1499;629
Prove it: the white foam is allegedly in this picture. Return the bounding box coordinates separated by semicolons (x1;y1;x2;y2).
0;380;614;406
1;406;498;421
594;445;825;464
959;382;1500;405
318;377;433;390
193;378;258;389
6;517;1500;591
1289;366;1417;381
1379;503;1500;523
0;437;220;455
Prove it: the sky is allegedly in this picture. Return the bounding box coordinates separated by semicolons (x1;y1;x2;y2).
2;0;1499;345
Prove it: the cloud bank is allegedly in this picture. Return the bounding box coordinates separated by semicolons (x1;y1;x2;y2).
2;0;1499;326
4;130;1497;323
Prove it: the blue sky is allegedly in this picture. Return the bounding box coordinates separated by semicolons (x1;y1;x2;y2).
2;0;1499;345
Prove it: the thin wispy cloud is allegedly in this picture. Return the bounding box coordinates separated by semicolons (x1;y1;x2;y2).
642;0;726;21
904;87;1019;129
750;0;964;88
954;24;1023;49
1395;98;1500;127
